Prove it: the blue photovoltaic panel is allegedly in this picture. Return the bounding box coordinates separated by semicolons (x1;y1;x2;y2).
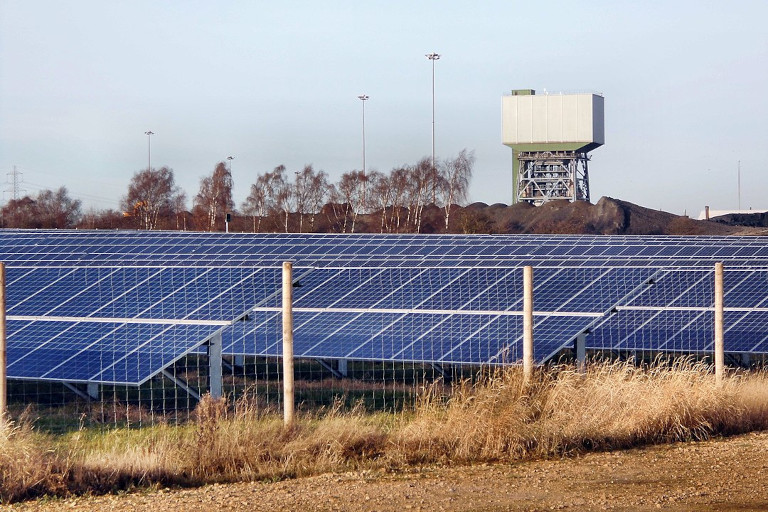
92;324;223;385
5;319;220;384
2;230;768;385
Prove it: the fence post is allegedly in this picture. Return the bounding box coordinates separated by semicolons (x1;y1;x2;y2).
0;263;6;419
282;261;295;427
523;265;534;384
714;262;724;385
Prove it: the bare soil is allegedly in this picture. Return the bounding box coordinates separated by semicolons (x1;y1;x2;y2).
8;430;768;512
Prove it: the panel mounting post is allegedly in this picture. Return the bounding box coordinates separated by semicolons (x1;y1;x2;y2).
337;359;348;377
208;332;223;399
575;332;587;373
87;383;100;400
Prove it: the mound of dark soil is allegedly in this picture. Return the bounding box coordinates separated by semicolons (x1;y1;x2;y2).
422;196;763;235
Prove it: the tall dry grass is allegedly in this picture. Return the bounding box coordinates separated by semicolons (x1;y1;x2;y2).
392;359;768;464
0;412;69;502
2;360;768;503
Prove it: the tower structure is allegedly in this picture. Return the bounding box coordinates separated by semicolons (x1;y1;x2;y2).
502;90;604;205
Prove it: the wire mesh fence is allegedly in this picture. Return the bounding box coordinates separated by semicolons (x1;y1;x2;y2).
3;263;768;431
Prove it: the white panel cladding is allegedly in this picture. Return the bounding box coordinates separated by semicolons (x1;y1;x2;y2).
502;93;604;147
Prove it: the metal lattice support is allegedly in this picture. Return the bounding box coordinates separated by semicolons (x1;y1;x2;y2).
517;151;590;205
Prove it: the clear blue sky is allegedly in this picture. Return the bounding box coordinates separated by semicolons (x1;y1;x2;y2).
1;1;766;218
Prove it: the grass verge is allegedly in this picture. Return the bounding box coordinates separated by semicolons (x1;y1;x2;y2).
2;359;768;503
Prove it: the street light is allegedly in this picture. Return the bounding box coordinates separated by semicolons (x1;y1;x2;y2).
425;53;440;173
357;94;369;208
357;95;369;177
226;156;234;233
144;131;154;172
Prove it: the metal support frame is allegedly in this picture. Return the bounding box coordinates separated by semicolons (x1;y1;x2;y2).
337;358;348;377
575;332;587;373
431;363;449;381
161;369;201;401
63;382;98;401
517;151;590;205
314;359;345;379
208;332;223;399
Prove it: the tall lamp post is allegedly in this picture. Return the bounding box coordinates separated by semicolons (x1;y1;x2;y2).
226;156;234;233
144;131;154;172
357;94;369;208
426;53;440;204
425;53;440;173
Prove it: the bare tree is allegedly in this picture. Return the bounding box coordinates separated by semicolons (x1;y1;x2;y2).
304;167;330;232
1;187;82;229
194;162;234;231
37;187;83;228
439;149;475;230
388;166;410;231
406;158;432;233
367;170;392;232
122;167;185;230
257;165;291;232
337;170;367;233
292;165;313;233
242;175;269;233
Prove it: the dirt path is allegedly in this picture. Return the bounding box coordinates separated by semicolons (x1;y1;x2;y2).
7;431;768;511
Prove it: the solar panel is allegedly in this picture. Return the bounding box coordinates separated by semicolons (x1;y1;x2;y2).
1;230;768;388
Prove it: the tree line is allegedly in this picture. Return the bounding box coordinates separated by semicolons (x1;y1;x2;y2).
0;150;474;233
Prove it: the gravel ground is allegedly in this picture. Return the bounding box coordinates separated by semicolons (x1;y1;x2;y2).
6;431;768;511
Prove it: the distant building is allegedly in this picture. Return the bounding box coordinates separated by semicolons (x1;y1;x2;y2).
698;208;768;221
502;89;604;205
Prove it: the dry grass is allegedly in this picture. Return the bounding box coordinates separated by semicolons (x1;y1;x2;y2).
3;360;768;503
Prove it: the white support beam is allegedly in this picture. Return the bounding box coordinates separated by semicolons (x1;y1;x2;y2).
208;332;223;399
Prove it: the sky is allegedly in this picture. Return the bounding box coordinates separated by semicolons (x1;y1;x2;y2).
1;1;767;218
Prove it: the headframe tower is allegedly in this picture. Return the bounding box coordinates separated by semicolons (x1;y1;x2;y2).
502;90;604;205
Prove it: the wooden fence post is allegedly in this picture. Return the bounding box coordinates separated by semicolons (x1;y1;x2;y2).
282;261;295;427
0;263;6;419
714;262;724;385
523;265;534;384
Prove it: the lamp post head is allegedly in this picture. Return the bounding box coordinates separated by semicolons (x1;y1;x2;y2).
426;53;441;60
145;131;154;136
358;94;369;101
227;156;234;161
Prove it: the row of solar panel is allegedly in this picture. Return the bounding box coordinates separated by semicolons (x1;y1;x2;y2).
3;231;768;267
216;308;768;365
7;320;221;385
7;265;768;322
3;230;768;387
7;263;766;385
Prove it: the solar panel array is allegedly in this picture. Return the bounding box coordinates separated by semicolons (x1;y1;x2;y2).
1;230;767;387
